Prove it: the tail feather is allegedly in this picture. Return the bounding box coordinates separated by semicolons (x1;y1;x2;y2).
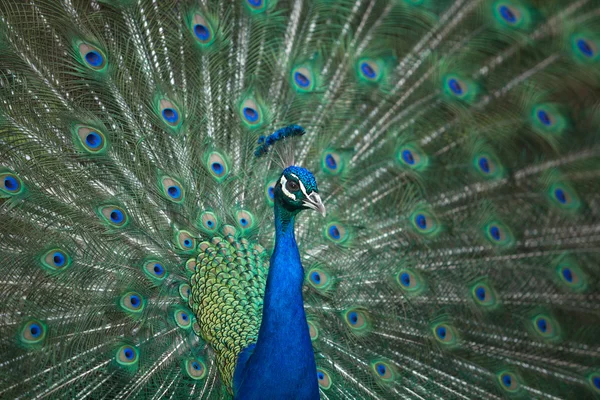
1;0;600;398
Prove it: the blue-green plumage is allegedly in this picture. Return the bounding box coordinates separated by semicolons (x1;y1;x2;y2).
234;167;322;399
1;0;600;399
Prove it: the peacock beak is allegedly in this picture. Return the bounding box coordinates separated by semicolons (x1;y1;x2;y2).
303;192;326;217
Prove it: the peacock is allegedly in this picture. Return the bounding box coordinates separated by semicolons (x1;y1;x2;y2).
1;0;600;398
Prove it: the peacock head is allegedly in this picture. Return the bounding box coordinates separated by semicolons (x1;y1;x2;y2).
275;166;325;217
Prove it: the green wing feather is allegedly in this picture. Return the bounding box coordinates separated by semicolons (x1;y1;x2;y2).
191;227;269;392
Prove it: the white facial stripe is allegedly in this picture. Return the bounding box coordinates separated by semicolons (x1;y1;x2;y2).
290;173;310;198
279;175;296;200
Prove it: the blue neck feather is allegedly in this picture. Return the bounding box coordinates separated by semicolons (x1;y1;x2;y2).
233;200;319;399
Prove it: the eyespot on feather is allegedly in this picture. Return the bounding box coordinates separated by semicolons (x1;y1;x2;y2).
120;292;145;314
144;260;167;282
174;309;193;329
265;180;276;205
75;126;108;153
343;308;370;333
478;156;491;174
471;282;497;307
325;222;348;243
548;183;580;211
0;171;24;196
236;210;255;230
207;152;229;181
397;269;424;294
159;99;182;127
316;368;332;389
179;283;191;301
537;109;554;126
492;2;531;29
99;205;129;228
116;345;139;366
571;34;599;63
473;153;503;179
588;372;600;394
160;177;185;203
357;59;382;83
198;211;219;232
322;151;344;175
432;323;457;346
291;66;315;92
531;314;560;340
530;104;567;135
445;76;466;96
185;358;207;380
410;209;440;236
245;0;267;12
191;14;214;45
555;257;586;291
396;144;428;171
413;213;432;231
78;42;107;71
306;267;332;291
484;221;513;247
497;4;519;24
577;38;595;58
176;230;196;252
239;98;263;127
41;249;71;272
371;361;395;382
19;319;47;345
497;370;520;392
443;74;478;102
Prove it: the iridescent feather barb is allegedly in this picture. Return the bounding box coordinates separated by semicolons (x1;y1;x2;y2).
1;0;600;399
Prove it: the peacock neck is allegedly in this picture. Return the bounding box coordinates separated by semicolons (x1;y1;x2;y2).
273;201;300;255
233;200;319;399
266;202;305;317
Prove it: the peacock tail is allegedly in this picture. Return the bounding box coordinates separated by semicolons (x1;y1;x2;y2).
1;0;600;398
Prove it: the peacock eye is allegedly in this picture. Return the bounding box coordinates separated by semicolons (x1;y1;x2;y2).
286;180;299;192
